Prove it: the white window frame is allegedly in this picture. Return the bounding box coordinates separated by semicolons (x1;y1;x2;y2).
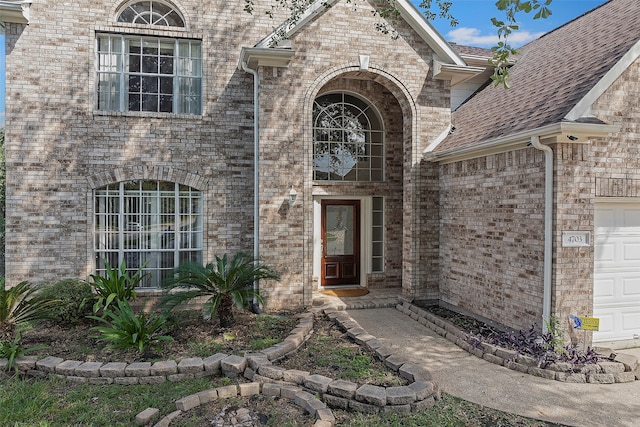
95;34;202;115
94;181;203;288
313;92;385;182
117;0;185;27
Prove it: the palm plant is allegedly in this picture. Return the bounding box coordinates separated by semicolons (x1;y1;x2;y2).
0;278;59;341
161;253;280;328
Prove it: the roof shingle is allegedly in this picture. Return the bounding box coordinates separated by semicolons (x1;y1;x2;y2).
436;0;640;154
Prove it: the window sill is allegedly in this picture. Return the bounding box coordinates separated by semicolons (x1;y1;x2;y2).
93;110;203;120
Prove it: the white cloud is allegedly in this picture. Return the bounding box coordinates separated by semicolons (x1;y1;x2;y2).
446;27;546;48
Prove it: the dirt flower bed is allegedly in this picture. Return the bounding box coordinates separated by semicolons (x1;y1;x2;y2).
278;313;409;387
19;310;300;364
178;393;314;427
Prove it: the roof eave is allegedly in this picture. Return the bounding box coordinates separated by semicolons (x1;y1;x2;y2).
0;1;30;24
396;0;465;66
433;60;486;85
255;0;465;67
238;47;295;70
425;121;621;164
255;0;340;48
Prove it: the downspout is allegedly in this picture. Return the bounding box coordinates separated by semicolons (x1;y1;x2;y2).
530;136;553;333
240;59;261;312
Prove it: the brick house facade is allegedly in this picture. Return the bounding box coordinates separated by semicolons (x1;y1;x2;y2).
1;0;638;344
428;0;640;342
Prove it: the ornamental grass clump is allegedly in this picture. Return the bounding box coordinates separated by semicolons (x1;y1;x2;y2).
88;299;172;353
85;260;146;314
0;333;47;373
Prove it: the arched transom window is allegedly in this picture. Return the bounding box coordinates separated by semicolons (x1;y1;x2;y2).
94;181;203;288
313;92;384;182
118;0;185;27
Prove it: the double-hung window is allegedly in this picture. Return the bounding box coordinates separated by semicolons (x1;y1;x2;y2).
96;35;201;114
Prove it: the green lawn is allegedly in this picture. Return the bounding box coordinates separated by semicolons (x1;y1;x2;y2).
0;376;562;427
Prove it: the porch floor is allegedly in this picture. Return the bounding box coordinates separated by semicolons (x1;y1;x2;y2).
312;287;402;310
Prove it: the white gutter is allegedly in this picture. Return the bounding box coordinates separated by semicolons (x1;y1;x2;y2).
0;1;30;24
530;136;553;334
240;58;261;306
425;121;620;164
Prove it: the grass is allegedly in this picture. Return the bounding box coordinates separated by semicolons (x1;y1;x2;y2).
0;376;561;427
336;393;560;426
0;376;232;426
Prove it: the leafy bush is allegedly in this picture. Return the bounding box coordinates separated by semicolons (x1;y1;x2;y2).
0;334;47;373
38;279;93;324
86;260;146;314
161;253;280;328
88;300;172;353
0;278;59;341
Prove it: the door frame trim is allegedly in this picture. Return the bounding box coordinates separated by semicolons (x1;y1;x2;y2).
313;196;372;289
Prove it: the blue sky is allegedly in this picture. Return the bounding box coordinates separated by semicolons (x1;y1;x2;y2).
0;1;610;124
414;0;609;48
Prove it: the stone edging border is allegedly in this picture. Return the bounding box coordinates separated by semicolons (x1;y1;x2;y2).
1;304;441;425
396;301;640;384
134;381;333;427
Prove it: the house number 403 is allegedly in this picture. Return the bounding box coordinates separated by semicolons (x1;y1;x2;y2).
562;231;591;247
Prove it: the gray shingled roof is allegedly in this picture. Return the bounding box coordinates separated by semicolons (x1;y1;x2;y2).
436;0;640;154
450;43;493;58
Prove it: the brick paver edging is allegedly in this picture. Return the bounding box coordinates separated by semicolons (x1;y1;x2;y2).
1;304;441;423
0;312;317;384
396;302;640;384
134;382;336;427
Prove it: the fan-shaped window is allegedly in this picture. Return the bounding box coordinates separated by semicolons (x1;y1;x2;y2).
94;181;203;288
313;93;384;181
118;1;185;27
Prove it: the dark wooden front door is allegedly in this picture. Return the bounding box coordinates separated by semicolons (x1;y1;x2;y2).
321;200;360;287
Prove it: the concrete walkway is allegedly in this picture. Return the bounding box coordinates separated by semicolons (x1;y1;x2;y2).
348;307;640;427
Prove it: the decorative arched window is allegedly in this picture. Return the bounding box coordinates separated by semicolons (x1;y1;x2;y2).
313;92;384;182
94;181;203;288
117;0;185;27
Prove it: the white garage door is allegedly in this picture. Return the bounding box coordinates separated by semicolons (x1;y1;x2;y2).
593;202;640;342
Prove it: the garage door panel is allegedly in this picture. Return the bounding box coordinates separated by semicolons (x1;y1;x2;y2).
623;312;640;330
623;276;640;297
623;242;640;261
594;241;615;264
593;308;640;341
594;202;640;342
592;312;615;335
593;276;615;298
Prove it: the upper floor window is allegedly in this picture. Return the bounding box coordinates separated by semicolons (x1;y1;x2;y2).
117;0;185;27
313;92;384;182
96;34;202;114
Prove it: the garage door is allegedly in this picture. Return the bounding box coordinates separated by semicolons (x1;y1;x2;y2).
593;202;640;342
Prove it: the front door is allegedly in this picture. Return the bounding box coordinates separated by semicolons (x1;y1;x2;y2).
321;200;360;287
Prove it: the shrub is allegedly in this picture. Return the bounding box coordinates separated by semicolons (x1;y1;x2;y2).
88;300;172;353
38;279;93;324
86;260;146;314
